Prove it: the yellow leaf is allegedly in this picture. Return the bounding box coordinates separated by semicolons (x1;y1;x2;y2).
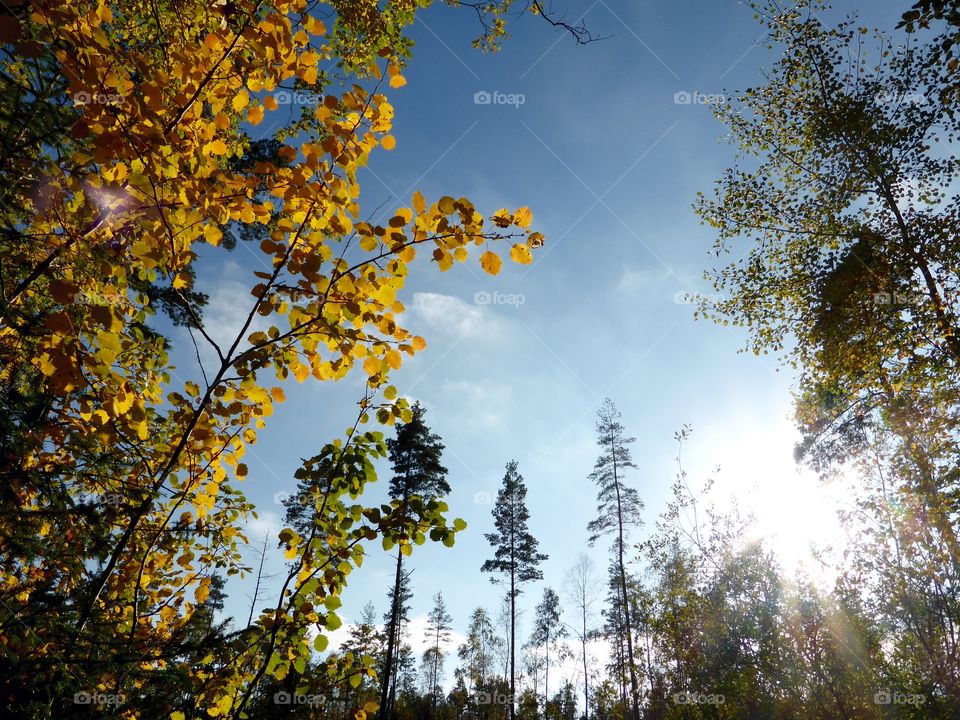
292;362;310;382
264;95;279;111
247;106;264;125
204;139;228;156
510;243;533;265
386;350;402;370
232;89;249;112
203;224;223;246
513;206;533;228
363;356;381;375
413;190;426;214
381;135;396;150
305;16;326;35
480;251;502;276
389;74;406;88
171;713;185;720
491;208;512;228
412;336;426;351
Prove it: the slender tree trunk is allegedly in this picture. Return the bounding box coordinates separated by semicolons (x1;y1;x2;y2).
246;532;269;627
430;623;441;719
510;570;516;720
611;447;641;720
544;632;549;720
582;602;589;720
379;550;404;720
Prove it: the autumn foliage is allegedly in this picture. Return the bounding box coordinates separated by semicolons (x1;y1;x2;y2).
0;0;540;717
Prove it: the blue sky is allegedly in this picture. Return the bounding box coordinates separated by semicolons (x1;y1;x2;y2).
172;0;906;686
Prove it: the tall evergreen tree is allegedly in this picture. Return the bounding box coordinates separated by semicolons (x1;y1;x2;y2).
482;460;548;720
586;399;643;720
379;403;450;720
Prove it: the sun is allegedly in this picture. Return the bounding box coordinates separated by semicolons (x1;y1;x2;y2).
701;413;850;581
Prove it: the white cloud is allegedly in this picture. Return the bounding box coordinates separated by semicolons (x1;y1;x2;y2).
440;379;513;430
242;509;283;543
410;292;491;338
614;266;673;295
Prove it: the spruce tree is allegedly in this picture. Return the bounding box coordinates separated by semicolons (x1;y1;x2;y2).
481;460;548;720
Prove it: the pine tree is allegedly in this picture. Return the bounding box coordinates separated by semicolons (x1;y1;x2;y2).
482;460;548;720
586;399;643;720
379;403;450;720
